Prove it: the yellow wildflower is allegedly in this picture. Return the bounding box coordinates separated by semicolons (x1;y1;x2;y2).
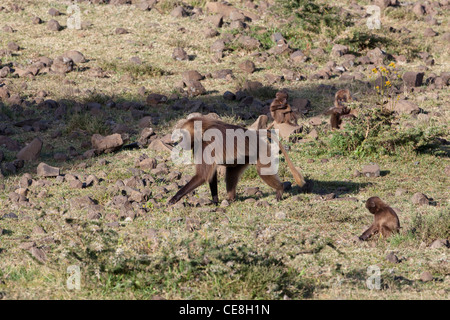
372;68;377;73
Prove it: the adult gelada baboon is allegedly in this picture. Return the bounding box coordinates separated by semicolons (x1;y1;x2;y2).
168;117;306;205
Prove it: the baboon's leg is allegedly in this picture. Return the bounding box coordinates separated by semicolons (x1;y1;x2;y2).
359;224;378;241
225;164;249;201
168;163;215;205
380;225;393;238
330;113;341;129
209;170;218;204
256;162;284;201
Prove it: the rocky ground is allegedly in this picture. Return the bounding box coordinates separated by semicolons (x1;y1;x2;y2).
0;0;449;299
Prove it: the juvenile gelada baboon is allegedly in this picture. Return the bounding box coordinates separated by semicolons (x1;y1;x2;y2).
359;196;400;241
326;89;356;129
269;90;298;126
168;117;306;205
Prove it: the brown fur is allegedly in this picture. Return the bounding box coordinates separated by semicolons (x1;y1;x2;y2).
168;117;306;205
359;197;400;241
326;89;356;129
269;90;298;126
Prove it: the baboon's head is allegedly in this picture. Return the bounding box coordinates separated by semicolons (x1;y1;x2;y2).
365;196;384;214
335;89;352;107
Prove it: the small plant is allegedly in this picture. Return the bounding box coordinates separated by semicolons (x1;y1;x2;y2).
370;62;401;112
66;113;111;135
325;107;447;157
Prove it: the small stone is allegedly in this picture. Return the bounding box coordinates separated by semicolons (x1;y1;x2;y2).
16;137;43;161
48;8;60;16
386;252;399;263
171;6;187;18
429;239;449;249
403;72;424;88
115;27;129;34
420;271;433;282
411;192;429;205
238;60;255;73
47;19;62;31
172;47;188;61
362;164;380;177
37;163;60;177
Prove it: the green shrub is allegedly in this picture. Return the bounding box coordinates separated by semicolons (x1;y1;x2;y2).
325;108;447;157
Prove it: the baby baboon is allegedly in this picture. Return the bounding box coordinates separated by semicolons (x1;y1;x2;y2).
168;117;306;205
269;90;298;126
359;197;400;241
327;89;356;129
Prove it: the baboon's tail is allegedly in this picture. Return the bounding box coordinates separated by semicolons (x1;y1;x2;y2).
268;131;306;187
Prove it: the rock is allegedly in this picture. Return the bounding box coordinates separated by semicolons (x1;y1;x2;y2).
37;163;60;177
420;271;433;282
186;80;206;97
148;139;172;153
30;246;47;263
242;80;263;92
63;50;86;63
412;2;425;16
331;44;348;57
69;179;83;189
205;2;236;17
51;56;74;74
91;133;124;153
362;164;380;177
290;50;307;63
172;47;188;61
7;42;20;52
139;158;157;170
268;39;292;55
386;252;399;263
32;16;42;24
403;71;424;88
146;93;167;106
16;137;43;161
138;116;153;128
429;239;449;249
171;6;187;18
212;69;233;79
423;28;437;37
204;27;219;38
129;56;142;65
367;48;385;64
238;35;260;50
391;100;420;114
48;8;60;16
2;25;14;33
210;39;226;52
115;27;129;34
138;127;155;146
182;70;204;82
238;60;255;73
47;19;62;31
223;91;236;100
411;192;429;205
